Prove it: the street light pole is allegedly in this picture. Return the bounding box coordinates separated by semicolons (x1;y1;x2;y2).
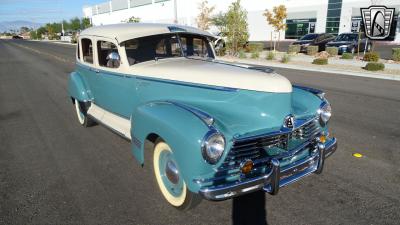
173;0;178;24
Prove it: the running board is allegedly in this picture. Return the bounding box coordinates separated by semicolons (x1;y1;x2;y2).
87;104;131;140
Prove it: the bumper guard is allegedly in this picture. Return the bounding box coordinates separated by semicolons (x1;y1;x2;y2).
199;137;337;200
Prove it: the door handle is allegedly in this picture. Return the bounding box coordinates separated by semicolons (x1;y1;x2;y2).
90;68;100;73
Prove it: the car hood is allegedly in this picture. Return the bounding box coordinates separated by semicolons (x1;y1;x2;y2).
129;58;292;93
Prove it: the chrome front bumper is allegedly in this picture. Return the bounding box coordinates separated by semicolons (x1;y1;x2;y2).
199;138;337;201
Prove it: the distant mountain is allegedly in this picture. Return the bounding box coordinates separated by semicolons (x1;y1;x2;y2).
0;20;43;33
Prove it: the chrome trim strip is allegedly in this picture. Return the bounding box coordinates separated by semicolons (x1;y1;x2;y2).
233;116;318;143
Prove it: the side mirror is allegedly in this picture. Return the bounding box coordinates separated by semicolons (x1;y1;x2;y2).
106;52;120;68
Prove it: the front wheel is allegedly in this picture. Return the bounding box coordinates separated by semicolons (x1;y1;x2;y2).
74;99;95;127
152;140;201;210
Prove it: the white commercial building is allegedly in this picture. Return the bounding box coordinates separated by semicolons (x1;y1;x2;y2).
83;0;400;42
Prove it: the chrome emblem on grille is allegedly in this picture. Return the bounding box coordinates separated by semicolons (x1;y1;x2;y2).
283;115;295;130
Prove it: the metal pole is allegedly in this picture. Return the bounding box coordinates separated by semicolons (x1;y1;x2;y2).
174;0;178;24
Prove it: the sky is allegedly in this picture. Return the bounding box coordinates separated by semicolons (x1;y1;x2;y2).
0;0;105;23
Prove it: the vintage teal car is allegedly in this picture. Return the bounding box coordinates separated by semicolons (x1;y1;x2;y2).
68;23;337;210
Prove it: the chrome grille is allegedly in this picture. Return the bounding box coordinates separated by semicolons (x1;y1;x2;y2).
222;119;321;168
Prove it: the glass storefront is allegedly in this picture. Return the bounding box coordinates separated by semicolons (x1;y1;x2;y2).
326;0;342;35
285;18;317;39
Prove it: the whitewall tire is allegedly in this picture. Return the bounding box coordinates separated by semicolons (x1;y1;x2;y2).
152;139;201;210
74;99;94;127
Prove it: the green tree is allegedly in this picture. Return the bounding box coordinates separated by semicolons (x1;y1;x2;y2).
81;18;92;29
211;12;228;34
20;26;30;34
29;30;38;39
225;0;249;55
122;16;140;23
264;5;287;51
69;17;81;31
196;0;215;31
36;27;47;39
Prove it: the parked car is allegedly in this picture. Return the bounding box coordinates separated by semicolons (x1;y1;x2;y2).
12;35;23;39
211;31;226;52
69;23;337;210
292;33;336;52
325;32;372;54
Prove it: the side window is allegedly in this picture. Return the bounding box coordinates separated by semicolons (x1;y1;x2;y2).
77;42;80;60
97;40;120;68
193;38;208;57
81;38;93;64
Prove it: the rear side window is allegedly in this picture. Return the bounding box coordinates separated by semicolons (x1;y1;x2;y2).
81;38;93;64
97;41;120;68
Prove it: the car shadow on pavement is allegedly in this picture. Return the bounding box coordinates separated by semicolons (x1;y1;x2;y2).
232;190;268;225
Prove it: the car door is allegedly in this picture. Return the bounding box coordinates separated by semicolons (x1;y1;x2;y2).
78;37;97;100
93;37;137;118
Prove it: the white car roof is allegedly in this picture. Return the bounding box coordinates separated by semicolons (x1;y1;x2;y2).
80;23;213;43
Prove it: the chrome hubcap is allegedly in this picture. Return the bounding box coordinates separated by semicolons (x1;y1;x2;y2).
165;160;179;184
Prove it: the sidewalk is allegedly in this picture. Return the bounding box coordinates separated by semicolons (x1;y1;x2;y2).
218;52;400;81
29;39;76;46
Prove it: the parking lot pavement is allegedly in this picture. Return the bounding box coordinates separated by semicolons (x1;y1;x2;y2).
256;40;399;59
1;39;399;225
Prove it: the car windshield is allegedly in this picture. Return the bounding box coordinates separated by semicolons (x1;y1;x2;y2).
300;34;318;40
335;34;358;41
124;33;214;65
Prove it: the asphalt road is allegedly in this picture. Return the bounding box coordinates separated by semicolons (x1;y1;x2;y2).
1;39;399;225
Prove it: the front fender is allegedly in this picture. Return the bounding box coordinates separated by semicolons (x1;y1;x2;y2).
68;72;91;102
130;101;215;192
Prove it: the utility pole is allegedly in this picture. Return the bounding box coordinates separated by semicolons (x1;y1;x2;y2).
173;0;178;24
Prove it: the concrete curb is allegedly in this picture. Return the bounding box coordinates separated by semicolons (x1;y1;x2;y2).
267;63;400;81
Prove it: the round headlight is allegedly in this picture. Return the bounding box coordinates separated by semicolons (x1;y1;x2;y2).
318;102;332;126
201;131;225;164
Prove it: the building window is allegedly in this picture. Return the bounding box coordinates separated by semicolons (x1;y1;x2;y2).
285;18;317;39
325;0;342;35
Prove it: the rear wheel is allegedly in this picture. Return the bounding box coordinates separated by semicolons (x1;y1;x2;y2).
74;99;95;127
152;139;201;210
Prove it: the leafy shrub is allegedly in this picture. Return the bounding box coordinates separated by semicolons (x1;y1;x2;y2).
288;45;300;54
326;47;338;57
363;52;380;62
251;51;260;59
364;62;384;71
281;54;290;63
266;51;275;60
341;53;353;59
312;58;328;65
238;50;247;59
246;43;264;53
306;46;319;55
215;47;226;56
392;48;400;61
